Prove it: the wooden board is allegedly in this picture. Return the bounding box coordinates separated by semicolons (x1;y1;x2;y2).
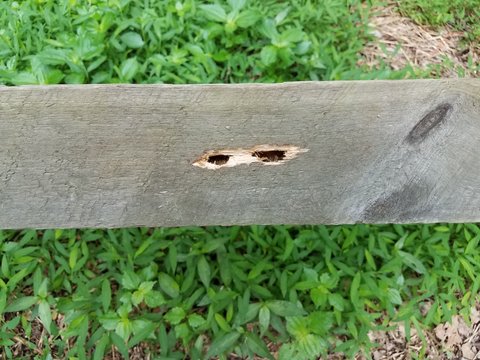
1;79;480;228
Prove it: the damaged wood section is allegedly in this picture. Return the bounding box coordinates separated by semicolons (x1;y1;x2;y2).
0;80;479;228
192;145;308;169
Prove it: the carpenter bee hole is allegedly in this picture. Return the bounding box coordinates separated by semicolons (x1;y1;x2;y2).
252;150;286;162
193;145;307;169
207;154;230;165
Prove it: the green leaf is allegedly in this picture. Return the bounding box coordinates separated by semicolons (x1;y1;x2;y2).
259;306;270;335
158;324;169;357
38;300;52;333
131;290;143;306
65;73;85;84
388;288;402;305
260;19;279;40
398;251;427;274
215;313;231;332
203;238;227;253
5;296;37;312
299;333;325;358
280;28;304;43
174;323;190;341
101;280;112;312
465;235;480;255
260;46;277;66
10;72;38;85
158;273;179;298
120;32;144;49
43;69;64;84
116;318;133;341
311;288;327;308
6;268;31;293
188;313;206;328
37;278;48;299
110;332;129;359
205;331;241;358
119;57;139;82
328;293;345;311
145;290;166;308
295;40;311;55
242;303;261;324
280;271;288;298
164;307;185;325
278;343;296;360
168;245;177;273
434;226;450;233
122;270;140;290
93;334;110;360
1;255;9;278
0;290;6;314
99;312;119;331
227;0;246;11
117;303;132;319
139;281;155;293
130;320;156;346
36;48;68;65
459;257;476;281
308;311;334;335
91;71;110;84
132;281;155;306
197;256;211;288
365;249;377;270
199;4;227;22
193;334;205;355
87;56;107;73
350;273;361;309
286;316;307;338
267;300;305;317
237;9;261;28
245;332;275;360
275;7;290;25
286;317;326;357
219;256;232;285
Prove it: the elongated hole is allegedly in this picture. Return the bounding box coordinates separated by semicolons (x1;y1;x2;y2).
252;150;286;162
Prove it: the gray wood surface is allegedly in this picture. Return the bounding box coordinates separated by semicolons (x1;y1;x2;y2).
1;80;480;228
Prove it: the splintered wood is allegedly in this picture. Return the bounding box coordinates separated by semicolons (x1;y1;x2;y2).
0;80;479;228
192;145;308;169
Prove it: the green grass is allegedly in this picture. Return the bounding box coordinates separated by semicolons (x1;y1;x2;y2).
2;225;480;359
0;0;478;359
0;0;392;85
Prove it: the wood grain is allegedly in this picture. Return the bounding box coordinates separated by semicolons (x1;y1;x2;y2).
1;80;479;228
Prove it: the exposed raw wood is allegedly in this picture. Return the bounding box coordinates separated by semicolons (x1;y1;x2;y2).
0;80;479;228
192;144;308;169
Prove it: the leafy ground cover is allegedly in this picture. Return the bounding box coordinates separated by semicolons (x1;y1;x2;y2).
2;225;480;359
0;0;479;359
0;0;385;85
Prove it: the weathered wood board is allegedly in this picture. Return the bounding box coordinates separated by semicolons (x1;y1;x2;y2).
1;80;480;228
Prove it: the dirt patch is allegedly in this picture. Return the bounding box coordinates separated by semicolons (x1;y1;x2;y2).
359;4;480;77
352;303;480;360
